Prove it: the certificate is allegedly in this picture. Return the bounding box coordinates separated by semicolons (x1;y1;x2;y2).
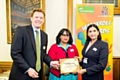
59;58;79;74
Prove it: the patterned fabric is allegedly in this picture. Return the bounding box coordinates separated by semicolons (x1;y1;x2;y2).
49;73;78;80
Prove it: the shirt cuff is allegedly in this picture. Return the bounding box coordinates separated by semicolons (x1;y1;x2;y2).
24;68;30;74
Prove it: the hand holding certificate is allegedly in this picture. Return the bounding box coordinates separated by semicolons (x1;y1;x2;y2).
59;58;79;74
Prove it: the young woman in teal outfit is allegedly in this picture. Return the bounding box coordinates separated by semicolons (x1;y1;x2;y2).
48;28;80;80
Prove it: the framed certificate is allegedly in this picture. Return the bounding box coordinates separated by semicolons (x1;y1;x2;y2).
59;58;79;74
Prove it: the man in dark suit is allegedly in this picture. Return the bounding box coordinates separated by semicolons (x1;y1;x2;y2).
9;8;59;80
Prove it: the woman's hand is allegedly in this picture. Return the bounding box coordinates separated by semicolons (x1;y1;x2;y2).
78;69;86;75
74;56;82;62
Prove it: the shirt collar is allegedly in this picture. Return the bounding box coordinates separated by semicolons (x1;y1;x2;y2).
32;26;40;33
58;43;71;50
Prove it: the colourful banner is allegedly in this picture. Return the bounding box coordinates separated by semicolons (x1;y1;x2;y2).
76;4;113;80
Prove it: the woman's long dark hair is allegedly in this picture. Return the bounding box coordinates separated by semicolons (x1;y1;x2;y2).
86;24;102;41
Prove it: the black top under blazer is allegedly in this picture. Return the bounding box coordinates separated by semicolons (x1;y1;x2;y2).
9;25;52;80
81;40;108;80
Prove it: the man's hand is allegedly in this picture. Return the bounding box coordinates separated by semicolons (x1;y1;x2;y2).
28;68;39;78
50;61;60;70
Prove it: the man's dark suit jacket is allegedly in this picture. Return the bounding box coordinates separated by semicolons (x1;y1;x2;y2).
81;40;108;80
9;25;52;80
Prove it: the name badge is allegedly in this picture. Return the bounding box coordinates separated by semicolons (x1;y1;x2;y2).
83;58;88;64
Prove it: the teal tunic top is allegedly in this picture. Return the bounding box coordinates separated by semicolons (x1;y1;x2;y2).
49;43;78;80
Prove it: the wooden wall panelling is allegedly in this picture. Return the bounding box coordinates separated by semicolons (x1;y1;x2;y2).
113;57;120;80
0;62;12;73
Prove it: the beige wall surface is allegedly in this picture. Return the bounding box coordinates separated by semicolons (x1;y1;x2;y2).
46;0;67;50
0;0;120;61
0;0;11;61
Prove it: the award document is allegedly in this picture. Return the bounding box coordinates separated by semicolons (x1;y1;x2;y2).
59;58;79;74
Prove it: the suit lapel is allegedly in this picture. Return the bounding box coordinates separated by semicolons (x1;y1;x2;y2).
83;41;89;55
40;30;43;49
27;25;36;52
85;40;99;54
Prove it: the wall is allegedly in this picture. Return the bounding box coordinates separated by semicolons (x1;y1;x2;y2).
0;0;120;61
114;15;120;56
46;0;67;50
0;0;11;61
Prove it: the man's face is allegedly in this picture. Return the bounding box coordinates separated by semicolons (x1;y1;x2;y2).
31;12;45;29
